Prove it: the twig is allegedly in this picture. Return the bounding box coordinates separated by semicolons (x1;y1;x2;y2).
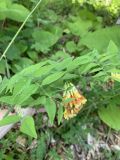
5;56;10;78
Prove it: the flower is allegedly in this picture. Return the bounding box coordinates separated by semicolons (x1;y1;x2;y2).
63;82;87;120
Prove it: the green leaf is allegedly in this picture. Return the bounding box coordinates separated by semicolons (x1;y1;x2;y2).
20;61;48;76
63;73;78;80
44;98;56;125
80;26;120;52
0;115;21;126
33;65;54;78
32;27;62;52
6;61;48;92
0;77;8;94
20;116;37;138
57;105;63;125
36;133;47;160
80;63;97;74
67;52;92;71
13;58;34;72
0;96;14;105
6;4;30;22
0;0;12;20
89;67;102;73
42;71;65;86
55;57;73;71
0;83;39;106
68;16;92;36
30;96;46;106
93;72;106;78
13;83;39;105
51;51;70;60
6;44;23;60
98;105;120;131
99;54;115;63
66;41;76;53
0;0;30;22
107;40;118;55
27;51;38;61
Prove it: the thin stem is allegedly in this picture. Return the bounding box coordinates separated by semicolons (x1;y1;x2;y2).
5;56;10;78
106;127;111;143
1;19;6;30
0;0;42;61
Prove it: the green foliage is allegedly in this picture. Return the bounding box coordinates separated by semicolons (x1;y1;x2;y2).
0;40;120;130
0;82;39;105
47;149;61;160
32;26;62;52
0;0;30;22
73;0;120;15
35;134;47;160
98;105;120;131
0;0;120;159
80;26;120;52
44;98;56;125
0;115;21;126
57;104;63;125
42;71;65;86
66;41;77;53
20;116;37;138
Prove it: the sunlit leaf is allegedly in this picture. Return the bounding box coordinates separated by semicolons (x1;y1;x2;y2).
0;115;21;126
44;98;56;125
42;72;65;86
98;105;120;131
20;116;37;138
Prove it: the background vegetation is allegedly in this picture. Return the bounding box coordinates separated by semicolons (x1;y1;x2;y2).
0;0;120;159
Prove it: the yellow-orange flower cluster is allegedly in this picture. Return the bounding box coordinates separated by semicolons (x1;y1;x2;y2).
63;82;87;120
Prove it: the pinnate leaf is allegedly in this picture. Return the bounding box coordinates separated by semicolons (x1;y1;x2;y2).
42;72;65;86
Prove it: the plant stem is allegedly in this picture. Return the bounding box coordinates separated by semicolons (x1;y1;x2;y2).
5;56;10;78
0;0;42;61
